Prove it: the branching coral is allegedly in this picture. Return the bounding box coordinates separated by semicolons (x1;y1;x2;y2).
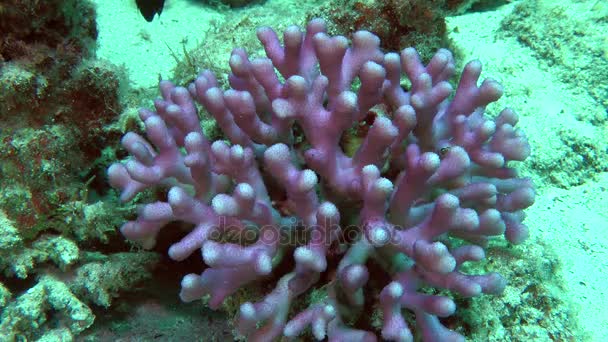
109;19;534;341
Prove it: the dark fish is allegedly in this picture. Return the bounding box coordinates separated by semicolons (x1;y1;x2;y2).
135;0;165;22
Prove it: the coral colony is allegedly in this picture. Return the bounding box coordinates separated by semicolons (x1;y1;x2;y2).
108;19;535;341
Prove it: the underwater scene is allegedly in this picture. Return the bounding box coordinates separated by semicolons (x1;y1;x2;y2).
0;0;606;341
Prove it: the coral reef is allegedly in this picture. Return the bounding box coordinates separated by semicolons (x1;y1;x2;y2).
307;0;502;63
0;214;79;279
69;251;160;308
0;1;161;340
0;275;95;341
110;19;534;340
0;209;159;340
0;1;125;236
0;0;96;64
308;0;449;62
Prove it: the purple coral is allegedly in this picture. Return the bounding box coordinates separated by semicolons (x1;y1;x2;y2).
108;19;534;341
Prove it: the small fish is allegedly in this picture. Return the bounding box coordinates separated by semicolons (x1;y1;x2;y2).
135;0;165;22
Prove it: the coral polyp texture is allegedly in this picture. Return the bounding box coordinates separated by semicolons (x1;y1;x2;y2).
108;19;535;341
